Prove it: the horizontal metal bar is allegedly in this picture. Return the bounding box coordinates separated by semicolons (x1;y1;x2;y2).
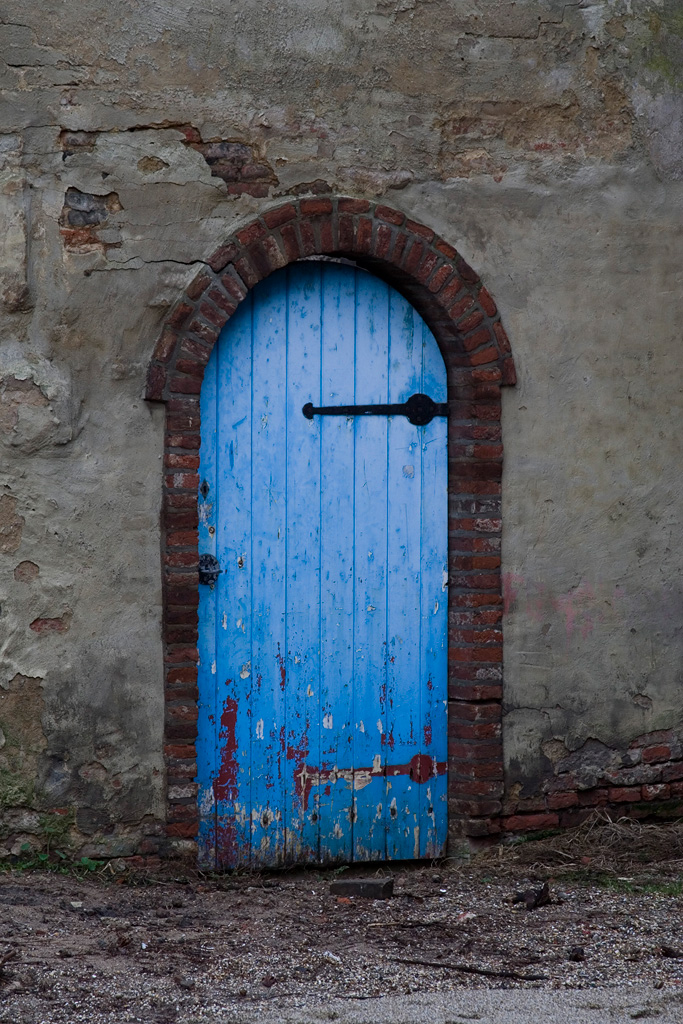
302;392;448;427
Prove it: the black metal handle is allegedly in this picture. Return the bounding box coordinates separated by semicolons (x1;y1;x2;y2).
302;392;447;427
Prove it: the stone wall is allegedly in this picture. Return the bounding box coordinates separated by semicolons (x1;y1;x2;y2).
1;0;682;859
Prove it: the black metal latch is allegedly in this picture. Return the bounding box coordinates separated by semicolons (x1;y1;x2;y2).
199;553;222;588
302;392;448;427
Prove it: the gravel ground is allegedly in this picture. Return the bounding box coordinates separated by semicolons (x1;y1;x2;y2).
1;840;683;1024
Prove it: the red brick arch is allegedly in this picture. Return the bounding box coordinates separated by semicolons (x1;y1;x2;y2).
146;196;516;855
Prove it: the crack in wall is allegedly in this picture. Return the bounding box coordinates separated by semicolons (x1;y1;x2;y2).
461;1;587;40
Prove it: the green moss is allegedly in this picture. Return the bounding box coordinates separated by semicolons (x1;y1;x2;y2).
645;51;683;88
642;3;683;90
0;767;34;811
563;871;683;897
666;10;683;39
628;798;683;819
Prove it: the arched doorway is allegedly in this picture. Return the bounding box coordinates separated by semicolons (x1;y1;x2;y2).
146;197;516;860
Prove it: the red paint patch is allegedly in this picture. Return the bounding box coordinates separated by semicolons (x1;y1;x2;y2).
424;723;432;746
292;756;447;812
276;645;286;691
408;753;443;785
287;731;312;811
277;725;286;781
214;696;240;863
214;697;238;804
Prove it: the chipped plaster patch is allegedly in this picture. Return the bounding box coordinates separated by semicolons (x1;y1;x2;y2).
0;343;75;453
0;494;24;555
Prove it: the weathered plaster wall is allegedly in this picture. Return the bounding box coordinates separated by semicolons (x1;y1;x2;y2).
0;0;682;855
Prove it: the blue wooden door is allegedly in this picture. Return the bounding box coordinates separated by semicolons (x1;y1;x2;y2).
196;261;448;869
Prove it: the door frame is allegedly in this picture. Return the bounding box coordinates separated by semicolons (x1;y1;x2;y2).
146;197;517;858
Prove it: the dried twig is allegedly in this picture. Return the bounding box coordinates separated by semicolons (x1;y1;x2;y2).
368;919;449;930
392;955;547;982
0;948;18;981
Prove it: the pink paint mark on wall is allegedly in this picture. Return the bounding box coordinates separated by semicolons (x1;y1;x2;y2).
502;572;524;615
504;574;628;644
554;579;600;640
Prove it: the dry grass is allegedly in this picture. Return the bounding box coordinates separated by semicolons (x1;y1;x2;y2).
472;811;683;878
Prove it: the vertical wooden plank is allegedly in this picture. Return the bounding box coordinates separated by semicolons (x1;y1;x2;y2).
419;315;449;856
214;295;254;868
196;341;218;869
385;295;424;860
285;262;323;864
249;272;288;867
318;264;356;863
352;270;390;862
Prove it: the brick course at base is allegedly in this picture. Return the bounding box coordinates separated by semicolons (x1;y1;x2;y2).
484;728;683;837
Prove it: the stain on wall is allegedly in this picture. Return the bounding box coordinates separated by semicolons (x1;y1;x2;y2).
0;674;46;855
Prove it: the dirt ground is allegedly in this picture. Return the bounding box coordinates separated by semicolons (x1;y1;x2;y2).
1;816;683;1024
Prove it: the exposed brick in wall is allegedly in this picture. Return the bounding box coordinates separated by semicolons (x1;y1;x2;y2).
59;187;123;254
496;730;683;837
146;196;517;852
180;126;278;197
